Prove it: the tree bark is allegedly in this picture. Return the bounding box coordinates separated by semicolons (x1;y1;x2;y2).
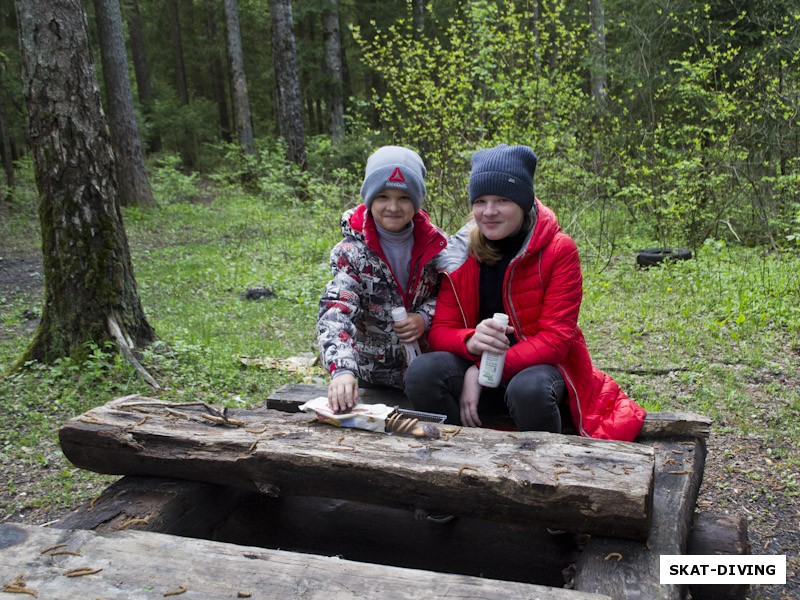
205;0;231;143
14;0;155;365
322;0;344;141
0;61;15;194
588;0;608;109
168;0;189;106
93;0;155;208
123;0;160;151
268;0;307;169
223;0;254;154
412;0;425;35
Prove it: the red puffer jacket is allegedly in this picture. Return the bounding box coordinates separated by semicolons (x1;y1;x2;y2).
430;200;645;441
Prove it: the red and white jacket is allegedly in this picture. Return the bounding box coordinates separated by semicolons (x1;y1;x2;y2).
430;199;645;441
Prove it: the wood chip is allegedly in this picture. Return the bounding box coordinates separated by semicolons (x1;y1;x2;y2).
63;567;102;577
163;585;187;596
3;575;37;597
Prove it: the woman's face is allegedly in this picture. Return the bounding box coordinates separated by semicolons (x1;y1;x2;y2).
472;195;525;240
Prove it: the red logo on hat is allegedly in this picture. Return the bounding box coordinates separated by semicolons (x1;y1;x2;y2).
388;168;405;183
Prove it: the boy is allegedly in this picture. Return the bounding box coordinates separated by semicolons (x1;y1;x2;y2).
317;146;446;412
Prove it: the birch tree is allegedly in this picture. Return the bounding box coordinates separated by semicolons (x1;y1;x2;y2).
14;0;156;376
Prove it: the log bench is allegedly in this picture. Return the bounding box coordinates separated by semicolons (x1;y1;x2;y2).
49;384;745;599
59;394;657;540
0;522;611;599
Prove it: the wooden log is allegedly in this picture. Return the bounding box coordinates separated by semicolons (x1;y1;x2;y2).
266;383;711;439
0;523;613;600
59;395;655;540
687;512;750;600
55;476;248;537
572;437;707;599
637;412;712;440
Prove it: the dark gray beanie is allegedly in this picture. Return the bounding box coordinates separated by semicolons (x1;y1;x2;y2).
361;146;427;212
468;144;537;212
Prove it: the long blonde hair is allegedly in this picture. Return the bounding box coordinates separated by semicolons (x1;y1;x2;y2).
469;210;535;266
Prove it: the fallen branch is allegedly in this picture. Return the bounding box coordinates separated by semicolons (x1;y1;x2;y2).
107;314;161;390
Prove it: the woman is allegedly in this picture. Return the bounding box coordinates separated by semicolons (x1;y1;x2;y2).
404;144;645;441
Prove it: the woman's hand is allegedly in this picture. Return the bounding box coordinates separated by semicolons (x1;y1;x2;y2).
465;317;513;356
459;365;482;427
393;312;425;344
328;373;358;413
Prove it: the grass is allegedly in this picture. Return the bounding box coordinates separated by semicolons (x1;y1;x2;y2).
1;168;799;522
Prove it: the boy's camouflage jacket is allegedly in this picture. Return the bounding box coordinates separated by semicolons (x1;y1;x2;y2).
317;204;446;389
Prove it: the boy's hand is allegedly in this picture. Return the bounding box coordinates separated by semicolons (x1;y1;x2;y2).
328;373;358;413
393;312;425;344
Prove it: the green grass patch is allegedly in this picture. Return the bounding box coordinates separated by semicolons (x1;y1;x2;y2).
1;178;799;517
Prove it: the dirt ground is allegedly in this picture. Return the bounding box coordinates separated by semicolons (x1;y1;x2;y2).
0;250;797;599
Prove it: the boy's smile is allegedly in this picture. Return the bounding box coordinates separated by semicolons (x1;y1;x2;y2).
370;189;415;232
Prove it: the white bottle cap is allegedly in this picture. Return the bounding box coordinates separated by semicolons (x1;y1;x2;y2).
493;312;509;326
391;307;409;322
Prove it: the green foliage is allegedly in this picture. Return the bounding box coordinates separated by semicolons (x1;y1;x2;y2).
148;153;201;203
608;2;800;247
353;0;600;232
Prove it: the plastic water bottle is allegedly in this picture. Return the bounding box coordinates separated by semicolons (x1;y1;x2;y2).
391;307;421;364
478;313;510;388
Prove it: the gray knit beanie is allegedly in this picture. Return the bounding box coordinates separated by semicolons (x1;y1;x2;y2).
361;146;427;212
468;144;537;212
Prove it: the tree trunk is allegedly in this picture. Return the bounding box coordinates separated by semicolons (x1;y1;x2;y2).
168;0;189;106
412;0;424;35
223;0;254;154
14;0;155;365
124;0;161;152
588;0;607;110
0;61;15;194
268;0;307;169
205;0;231;143
93;0;155;208
322;0;344;141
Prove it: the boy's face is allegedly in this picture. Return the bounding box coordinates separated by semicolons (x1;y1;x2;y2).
370;189;415;232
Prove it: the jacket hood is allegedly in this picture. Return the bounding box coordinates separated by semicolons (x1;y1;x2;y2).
436;198;559;274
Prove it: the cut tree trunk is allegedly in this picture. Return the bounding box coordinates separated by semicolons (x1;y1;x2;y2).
59;395;656;540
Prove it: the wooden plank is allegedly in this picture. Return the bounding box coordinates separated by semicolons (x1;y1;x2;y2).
638;412;712;440
59;395;655;540
572;437;707;600
0;523;612;600
55;476;248;537
266;383;711;439
687;513;750;600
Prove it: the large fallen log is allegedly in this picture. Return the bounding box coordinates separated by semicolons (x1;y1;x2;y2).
0;523;612;600
59;395;655;540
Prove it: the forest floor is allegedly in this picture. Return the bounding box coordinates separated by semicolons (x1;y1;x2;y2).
1;245;797;600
